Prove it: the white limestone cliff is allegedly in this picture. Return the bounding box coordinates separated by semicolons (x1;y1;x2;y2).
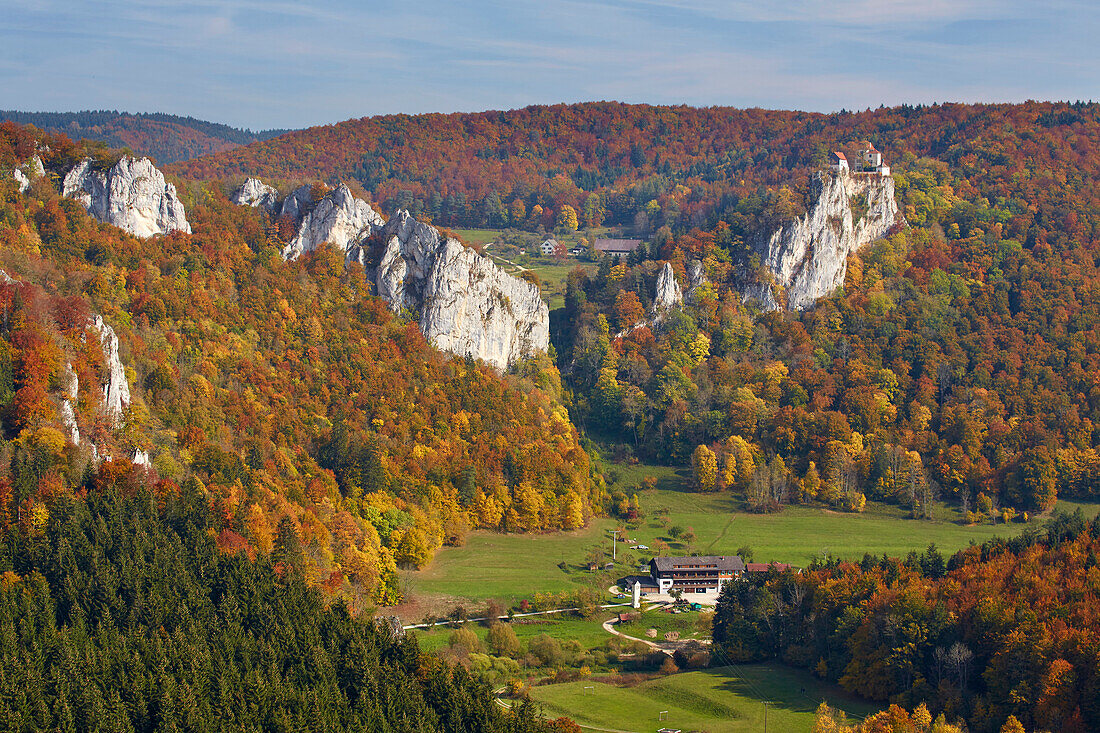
747;170;903;311
280;184;315;221
231;177;278;211
651;262;683;318
13;168;30;193
12;154;44;193
60;362;80;446
91;315;131;427
374;210;549;370
283;184;384;261
63;156;191;237
1;270;136;455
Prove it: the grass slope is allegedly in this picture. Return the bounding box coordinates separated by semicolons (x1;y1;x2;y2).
530;664;877;733
400;522;616;608
412;614;612;654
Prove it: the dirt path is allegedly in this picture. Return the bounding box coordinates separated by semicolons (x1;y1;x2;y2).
600;615;675;656
705;513;735;554
403;602;633;631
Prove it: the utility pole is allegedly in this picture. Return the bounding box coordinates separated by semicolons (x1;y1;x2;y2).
763;700;770;733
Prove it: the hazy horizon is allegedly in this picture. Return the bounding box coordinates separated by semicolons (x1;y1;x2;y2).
3;0;1098;130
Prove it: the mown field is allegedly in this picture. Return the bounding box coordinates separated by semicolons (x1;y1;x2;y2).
411;613;613;654
399;522;618;610
529;664;878;733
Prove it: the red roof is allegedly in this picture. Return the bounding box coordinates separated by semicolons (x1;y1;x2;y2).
746;562;793;573
833;152;847;160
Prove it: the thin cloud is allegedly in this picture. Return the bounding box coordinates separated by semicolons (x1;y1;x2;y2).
1;0;1097;128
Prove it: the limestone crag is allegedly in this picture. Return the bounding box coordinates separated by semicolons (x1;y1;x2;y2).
651;262;683;318
91;315;131;427
231;177;278;211
63;156;191;237
686;260;710;303
0;270;135;454
13;154;45;193
280;184;315;221
13;168;30;193
60;362;80;446
283;184;384;261
747;171;903;311
374;210;549;370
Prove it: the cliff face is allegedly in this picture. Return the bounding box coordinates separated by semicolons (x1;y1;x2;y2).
651;262;683;318
13;154;44;193
231;177;278;211
283;184;384;261
62;156;191;237
91;314;132;427
2;269;136;458
374;210;549;370
245;179;547;369
748;171;903;311
279;184;314;221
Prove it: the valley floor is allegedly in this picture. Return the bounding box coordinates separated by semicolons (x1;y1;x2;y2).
397;461;1092;616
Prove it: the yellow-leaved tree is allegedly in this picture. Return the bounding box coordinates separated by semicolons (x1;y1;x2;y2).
692;444;717;492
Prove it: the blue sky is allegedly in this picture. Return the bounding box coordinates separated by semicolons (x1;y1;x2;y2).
2;0;1098;130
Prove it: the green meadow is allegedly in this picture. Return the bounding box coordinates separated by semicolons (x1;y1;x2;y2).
529;664;878;733
399;459;1088;610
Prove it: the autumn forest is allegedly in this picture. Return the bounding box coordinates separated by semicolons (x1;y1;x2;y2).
2;100;1100;731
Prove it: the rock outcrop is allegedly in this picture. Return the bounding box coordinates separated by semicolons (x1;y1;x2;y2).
283;184;384;261
746;170;903;311
1;270;136;459
60;362;80;446
273;185;549;369
374;210;549;370
651;262;683;318
13;155;44;193
231;177;278;211
280;184;315;221
686;260;709;303
91;315;131;427
63;156;191;237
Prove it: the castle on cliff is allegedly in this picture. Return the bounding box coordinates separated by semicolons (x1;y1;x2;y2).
832;142;890;176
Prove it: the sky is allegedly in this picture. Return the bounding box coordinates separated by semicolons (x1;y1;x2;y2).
2;0;1099;131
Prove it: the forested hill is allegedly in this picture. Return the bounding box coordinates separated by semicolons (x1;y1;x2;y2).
168;100;1100;232
0;486;554;732
713;511;1100;731
0;121;598;611
0;110;289;164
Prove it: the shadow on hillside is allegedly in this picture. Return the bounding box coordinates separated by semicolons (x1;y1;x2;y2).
648;467;693;493
700;664;874;719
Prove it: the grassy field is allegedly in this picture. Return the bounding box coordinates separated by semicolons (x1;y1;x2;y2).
619;607;711;641
400;458;1099;612
525;261;595;309
451;228;500;246
605;461;1070;565
530;664;878;733
399;521;618;609
452;227;601;308
412;613;614;653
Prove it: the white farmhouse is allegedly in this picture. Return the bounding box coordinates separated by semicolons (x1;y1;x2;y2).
831;152;849;174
